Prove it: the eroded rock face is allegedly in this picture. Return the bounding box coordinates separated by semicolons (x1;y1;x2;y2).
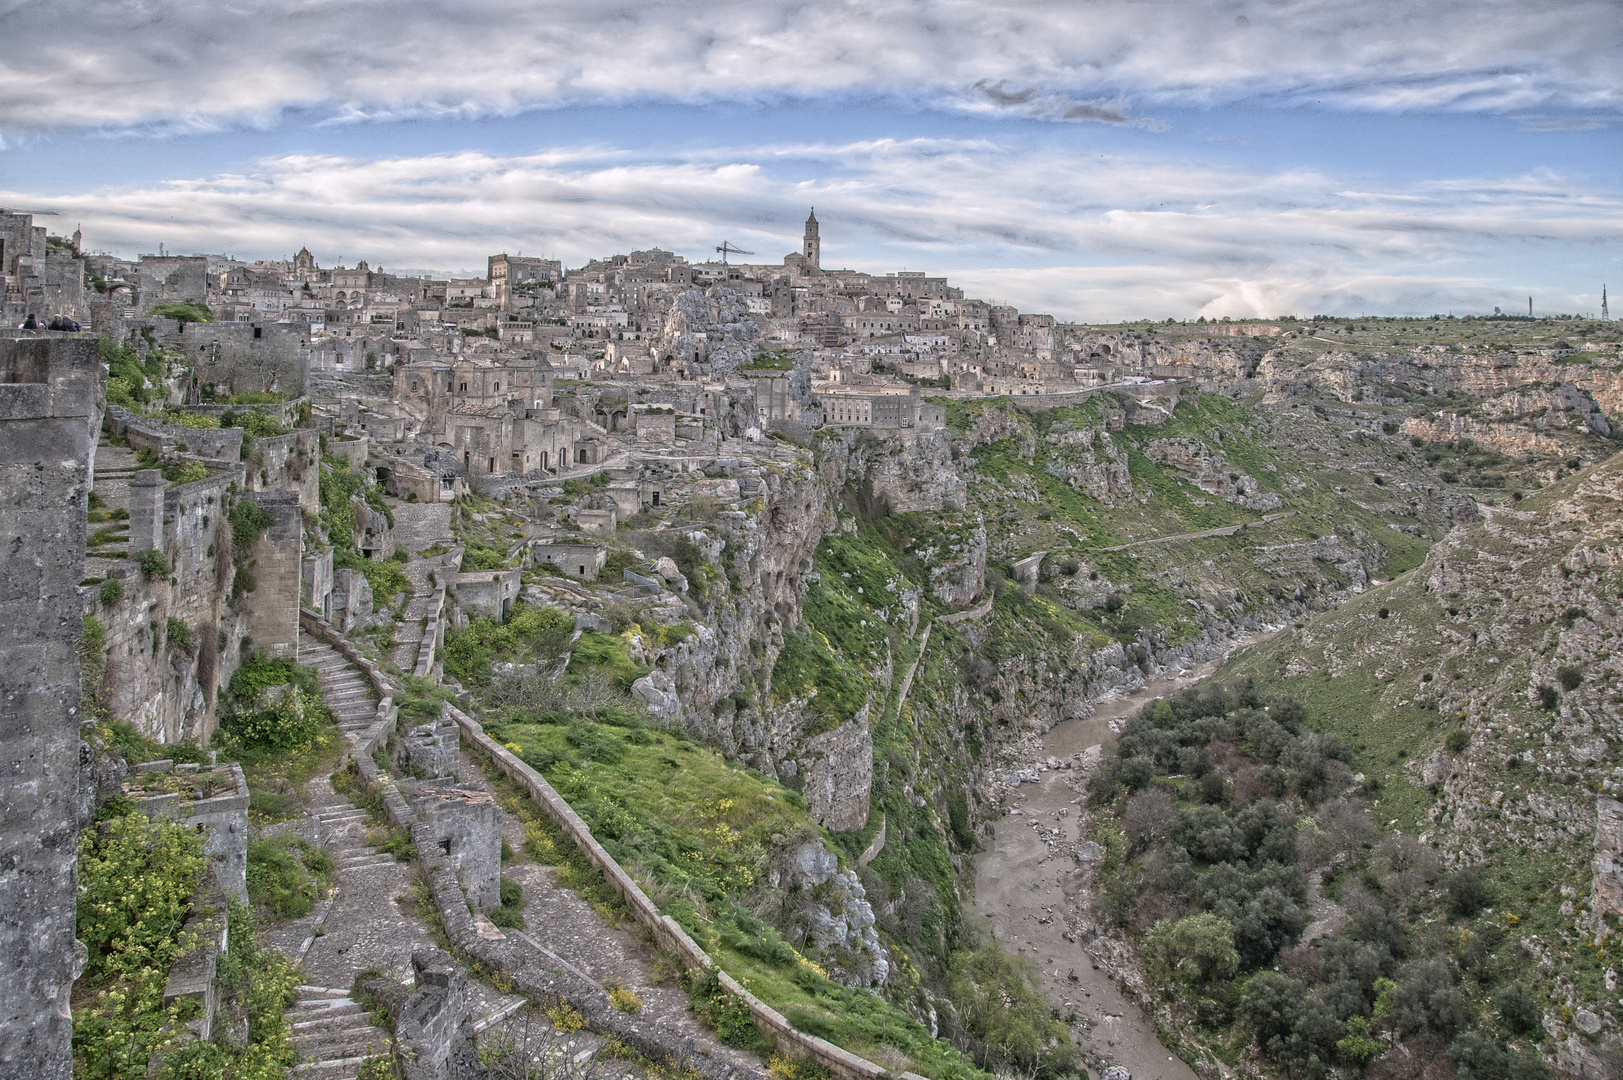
631;668;684;723
926;522;987;608
781;843;888;988
1145;437;1283;511
816;428;967;514
789;712;873;833
1592;797;1623;923
1044;424;1133;503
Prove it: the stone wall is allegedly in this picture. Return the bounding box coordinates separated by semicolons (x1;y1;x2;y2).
106;403;245;461
440;705;925;1080
0;334;102;1080
242;492;304;660
152;319;308;399
245;427;319;511
99;468;249;744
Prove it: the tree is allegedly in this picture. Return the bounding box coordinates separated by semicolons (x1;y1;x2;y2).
1241;972;1340;1079
1147;913;1240;985
1390;959;1469;1040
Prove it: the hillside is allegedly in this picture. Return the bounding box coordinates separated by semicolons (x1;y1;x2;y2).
1130;446;1623;1077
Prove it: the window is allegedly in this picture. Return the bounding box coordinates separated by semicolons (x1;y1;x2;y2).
493;382;499;392
459;382;467;392
410;381;419;392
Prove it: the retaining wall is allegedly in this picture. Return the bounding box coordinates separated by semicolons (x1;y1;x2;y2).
304;609;930;1080
444;704;928;1080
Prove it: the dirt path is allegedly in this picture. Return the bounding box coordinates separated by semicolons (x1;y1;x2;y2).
972;639;1269;1080
1096;511;1294;552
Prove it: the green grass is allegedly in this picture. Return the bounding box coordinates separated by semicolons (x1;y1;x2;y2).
247;835;335;920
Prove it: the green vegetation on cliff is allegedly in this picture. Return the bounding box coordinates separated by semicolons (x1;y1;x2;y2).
1088;682;1550;1080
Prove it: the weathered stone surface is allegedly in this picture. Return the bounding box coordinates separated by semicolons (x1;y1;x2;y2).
631;668;684;723
331;567;374;632
411;785;502;911
0;334;101;1080
1592;797;1623;922
1145;437;1283;511
780;843;887;987
403;714;462;780
791;713;873;833
392;948;474;1080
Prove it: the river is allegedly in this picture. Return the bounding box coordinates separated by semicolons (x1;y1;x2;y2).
971;646;1254;1080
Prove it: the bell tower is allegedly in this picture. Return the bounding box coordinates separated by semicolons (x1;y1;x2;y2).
803;208;820;270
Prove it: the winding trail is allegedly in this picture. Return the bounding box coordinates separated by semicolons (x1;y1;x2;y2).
1096;511;1295;552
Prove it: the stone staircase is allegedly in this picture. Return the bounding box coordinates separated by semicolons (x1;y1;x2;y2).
287;985;389;1076
298;634;381;741
282;632;421;1077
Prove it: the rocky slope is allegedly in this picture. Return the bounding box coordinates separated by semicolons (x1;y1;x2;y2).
1217;449;1623;1077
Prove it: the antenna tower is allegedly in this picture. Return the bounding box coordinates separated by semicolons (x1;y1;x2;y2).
1604;285;1611;321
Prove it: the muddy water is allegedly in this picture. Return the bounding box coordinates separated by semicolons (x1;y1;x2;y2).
971;653;1242;1080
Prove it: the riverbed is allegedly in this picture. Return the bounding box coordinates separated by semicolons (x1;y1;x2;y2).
971;647;1253;1080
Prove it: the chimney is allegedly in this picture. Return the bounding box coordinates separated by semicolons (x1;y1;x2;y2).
128;469;165;552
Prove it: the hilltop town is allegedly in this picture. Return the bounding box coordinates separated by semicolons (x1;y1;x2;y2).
6;204;1623;1080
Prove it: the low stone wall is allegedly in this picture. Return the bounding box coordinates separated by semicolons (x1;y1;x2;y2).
444;704;928;1080
106;403;245;461
308;611;927;1080
342;705;759;1080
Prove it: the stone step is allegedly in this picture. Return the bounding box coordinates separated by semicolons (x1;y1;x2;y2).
291;1055;368;1077
292;1008;371;1034
338;852;398;869
316;810;368;824
292;1030;387;1063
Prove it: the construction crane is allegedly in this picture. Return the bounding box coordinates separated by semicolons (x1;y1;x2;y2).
715;241;754;269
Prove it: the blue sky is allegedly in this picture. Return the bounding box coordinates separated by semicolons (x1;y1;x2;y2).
1;0;1618;321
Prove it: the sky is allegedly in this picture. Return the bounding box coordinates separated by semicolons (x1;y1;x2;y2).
0;1;1618;322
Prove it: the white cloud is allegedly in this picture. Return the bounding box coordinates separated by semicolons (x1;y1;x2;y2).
7;138;1616;320
0;1;1618;132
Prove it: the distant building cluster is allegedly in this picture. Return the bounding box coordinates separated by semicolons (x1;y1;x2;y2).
2;207;1202;489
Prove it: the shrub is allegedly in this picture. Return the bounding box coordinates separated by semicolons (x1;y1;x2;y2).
1557;665;1583;692
945;941;1075;1078
230;497;274;557
164;616;195;656
138;548;170;581
683;967;767;1050
1445;869;1491;918
98;577;124;606
1240;972;1340;1079
149;302;213;323
73;810;208;1079
161;459;208;486
607;983;643;1014
1390;958;1469;1039
1495;982;1541;1034
221;655;330;752
488;877;525;929
1446;729;1471;753
247;835;332;920
1537;685;1559;710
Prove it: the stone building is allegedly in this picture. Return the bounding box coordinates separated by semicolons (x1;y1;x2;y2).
136;255;210;313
